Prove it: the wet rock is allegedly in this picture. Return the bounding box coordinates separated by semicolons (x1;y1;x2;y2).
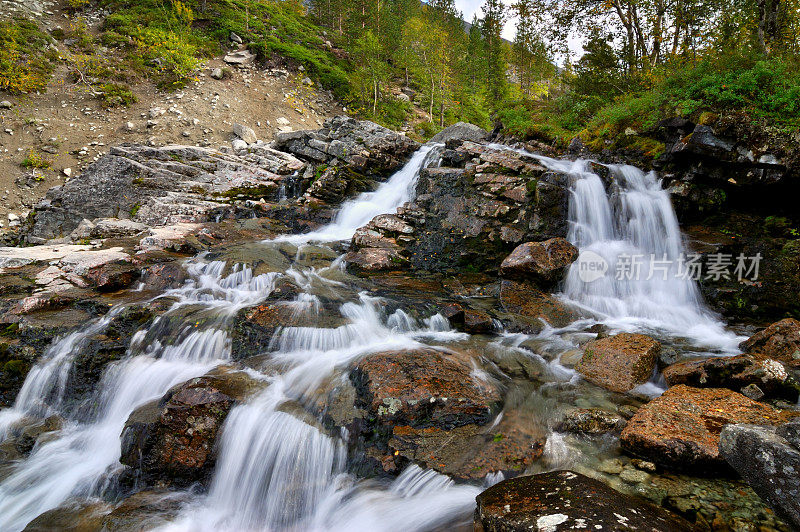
273;116;419;177
100;490;190;530
230;296;345;360
351;349;501;431
621;385;797;470
344;247;407;273
720;421;800;528
119;373;259;486
557;408;626;435
499;238;578;286
429;122;490;144
399;145;570;273
663;354;799;401
577;333;661;393
463;309;493;334
304;165;377;206
23;500;110;531
140;262;189;291
388;411;544;481
740;318;800;367
499;280;577;333
474;470;694;531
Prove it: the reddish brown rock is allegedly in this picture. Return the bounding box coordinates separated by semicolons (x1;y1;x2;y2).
84;261;140;291
499;279;577;333
119;372;261;486
499;238;578;285
344;247;408;273
576;333;661;393
740;318;800;367
351;349;501;430
474;470;695;532
620;385;797;470
463;309;494;334
663;354;799;401
388;412;544;481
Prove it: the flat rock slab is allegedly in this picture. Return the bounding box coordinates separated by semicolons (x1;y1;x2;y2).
474;470;694;531
351;348;501;430
0;244;94;270
577;333;660;393
663;353;799;400
621;384;796;470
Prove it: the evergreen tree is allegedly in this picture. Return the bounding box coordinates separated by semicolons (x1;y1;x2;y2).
481;0;508;109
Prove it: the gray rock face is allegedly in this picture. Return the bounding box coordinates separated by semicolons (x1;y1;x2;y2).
474;470;694;531
429;121;490;144
23;144;303;242
351;142;569;273
720;421;800;528
272;115;419;176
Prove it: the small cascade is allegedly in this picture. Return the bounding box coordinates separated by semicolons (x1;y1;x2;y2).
0;264;279;531
275;143;442;244
491;144;740;351
0;308;122;440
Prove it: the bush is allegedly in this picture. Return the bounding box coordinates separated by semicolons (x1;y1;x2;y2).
98;82;136;107
0;18;56;94
21;150;52;170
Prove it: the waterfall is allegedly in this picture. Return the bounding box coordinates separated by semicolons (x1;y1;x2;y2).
0;140;744;531
491;145;741;352
275;143;442;244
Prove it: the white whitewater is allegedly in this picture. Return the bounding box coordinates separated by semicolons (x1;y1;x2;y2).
0;263;279;531
275;143;441;243
491;144;741;352
0;139;743;531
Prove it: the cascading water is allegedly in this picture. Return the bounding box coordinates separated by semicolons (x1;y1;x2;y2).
491;145;741;352
0;263;279;531
0;139;747;531
275;143;442;243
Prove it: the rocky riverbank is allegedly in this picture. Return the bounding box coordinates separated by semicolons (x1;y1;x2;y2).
0;117;798;530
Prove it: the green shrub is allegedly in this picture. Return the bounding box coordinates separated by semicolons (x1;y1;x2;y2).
0;18;56;94
21;150;52;170
98;82;136;107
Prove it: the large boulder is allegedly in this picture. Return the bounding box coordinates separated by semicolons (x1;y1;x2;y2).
498;280;577;333
499;238;578;286
362;143;570;273
663;354;799;401
474;470;694;531
24;144;301;243
576;333;661;393
119;371;263;486
620;384;796;470
273;115;419;176
429;122;490;144
740;318;800;367
351;348;501;431
720;420;800;529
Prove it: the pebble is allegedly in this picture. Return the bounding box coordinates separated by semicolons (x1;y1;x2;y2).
619;467;650;484
0;100;12;109
63;168;72;177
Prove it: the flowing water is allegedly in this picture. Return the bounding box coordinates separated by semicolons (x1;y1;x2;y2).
0;142;749;530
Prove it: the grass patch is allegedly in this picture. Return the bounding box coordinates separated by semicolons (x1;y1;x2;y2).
0;18;57;94
21;150;52;170
98;82;137;108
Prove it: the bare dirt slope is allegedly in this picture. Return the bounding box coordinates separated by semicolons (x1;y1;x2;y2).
0;1;341;226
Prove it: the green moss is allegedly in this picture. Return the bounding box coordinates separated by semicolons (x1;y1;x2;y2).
129;202;141;217
2;359;27;376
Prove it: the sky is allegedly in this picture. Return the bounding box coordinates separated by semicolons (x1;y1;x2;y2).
454;0;584;59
